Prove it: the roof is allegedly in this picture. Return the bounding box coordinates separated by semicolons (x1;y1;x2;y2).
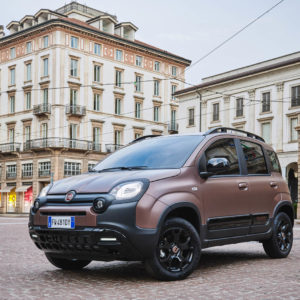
175;53;300;96
62;17;191;65
0;16;191;65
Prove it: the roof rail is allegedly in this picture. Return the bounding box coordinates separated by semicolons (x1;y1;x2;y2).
204;127;265;142
130;135;161;144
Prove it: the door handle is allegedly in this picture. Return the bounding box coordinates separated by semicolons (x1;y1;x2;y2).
238;182;248;191
270;181;278;188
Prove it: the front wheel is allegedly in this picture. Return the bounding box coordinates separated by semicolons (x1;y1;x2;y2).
145;217;201;281
45;253;91;270
263;212;293;258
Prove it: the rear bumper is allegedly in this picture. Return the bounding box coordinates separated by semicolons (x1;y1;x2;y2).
29;202;158;261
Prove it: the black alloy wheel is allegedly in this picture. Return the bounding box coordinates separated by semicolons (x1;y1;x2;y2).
263;212;293;258
145;217;201;281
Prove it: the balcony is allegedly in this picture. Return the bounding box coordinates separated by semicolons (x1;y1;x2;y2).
6;172;17;179
25;138;98;152
0;143;21;152
65;105;86;116
33;103;51;116
168;122;179;134
105;144;123;153
22;171;33;178
39;169;51;177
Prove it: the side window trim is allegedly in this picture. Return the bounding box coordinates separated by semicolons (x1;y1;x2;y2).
235;138;247;176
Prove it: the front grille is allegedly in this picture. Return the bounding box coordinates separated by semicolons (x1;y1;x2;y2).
40;211;86;216
32;229;122;252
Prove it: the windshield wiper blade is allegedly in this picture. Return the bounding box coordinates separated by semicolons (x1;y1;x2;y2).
97;166;148;173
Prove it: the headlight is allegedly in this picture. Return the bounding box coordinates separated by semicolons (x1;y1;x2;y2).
110;181;144;200
39;185;50;197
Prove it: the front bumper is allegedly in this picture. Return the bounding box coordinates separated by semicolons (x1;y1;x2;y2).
29;201;158;261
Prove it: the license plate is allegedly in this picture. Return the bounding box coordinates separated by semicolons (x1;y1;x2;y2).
48;216;75;229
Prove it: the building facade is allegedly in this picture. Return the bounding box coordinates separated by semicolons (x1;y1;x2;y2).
0;2;190;213
175;52;300;217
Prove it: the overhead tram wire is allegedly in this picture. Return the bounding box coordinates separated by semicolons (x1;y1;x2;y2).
0;0;287;142
1;1;285;94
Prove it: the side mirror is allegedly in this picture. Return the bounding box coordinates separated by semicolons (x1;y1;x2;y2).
207;157;230;174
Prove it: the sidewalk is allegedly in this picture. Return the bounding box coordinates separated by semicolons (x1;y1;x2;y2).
0;214;29;218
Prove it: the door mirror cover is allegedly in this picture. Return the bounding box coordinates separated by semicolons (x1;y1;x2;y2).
207;157;230;174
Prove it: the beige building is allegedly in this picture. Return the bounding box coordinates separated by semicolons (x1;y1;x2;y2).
175;52;300;217
0;2;190;213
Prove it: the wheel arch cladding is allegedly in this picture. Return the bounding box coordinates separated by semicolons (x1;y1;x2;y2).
159;203;201;234
275;201;294;226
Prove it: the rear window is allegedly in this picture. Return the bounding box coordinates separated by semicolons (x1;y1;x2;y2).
266;150;281;173
240;140;268;175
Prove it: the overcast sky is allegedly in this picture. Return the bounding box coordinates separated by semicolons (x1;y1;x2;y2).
1;0;299;86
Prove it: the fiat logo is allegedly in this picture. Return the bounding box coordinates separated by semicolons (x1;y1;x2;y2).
65;191;76;202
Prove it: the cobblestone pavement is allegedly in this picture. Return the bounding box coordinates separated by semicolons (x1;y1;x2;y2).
0;217;300;300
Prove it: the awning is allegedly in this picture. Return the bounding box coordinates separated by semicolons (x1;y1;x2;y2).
16;186;32;192
0;186;15;193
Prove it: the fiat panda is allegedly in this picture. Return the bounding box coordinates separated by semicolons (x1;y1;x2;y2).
29;127;294;280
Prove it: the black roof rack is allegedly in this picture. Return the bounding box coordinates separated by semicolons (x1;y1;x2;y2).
130;135;162;144
204;127;265;142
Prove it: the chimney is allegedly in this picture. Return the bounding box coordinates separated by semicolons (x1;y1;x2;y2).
0;25;5;38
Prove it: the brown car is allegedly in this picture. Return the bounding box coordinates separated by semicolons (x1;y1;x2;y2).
29;127;294;280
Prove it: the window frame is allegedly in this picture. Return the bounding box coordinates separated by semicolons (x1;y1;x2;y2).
70;36;79;49
262;92;271;112
236;98;244;117
238;139;270;176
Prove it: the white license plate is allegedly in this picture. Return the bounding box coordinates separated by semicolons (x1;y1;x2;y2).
47;216;75;229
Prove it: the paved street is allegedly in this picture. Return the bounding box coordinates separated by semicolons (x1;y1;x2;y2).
0;217;300;300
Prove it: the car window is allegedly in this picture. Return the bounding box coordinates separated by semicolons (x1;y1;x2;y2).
240;140;268;174
266;150;281;174
205;138;240;175
94;135;204;171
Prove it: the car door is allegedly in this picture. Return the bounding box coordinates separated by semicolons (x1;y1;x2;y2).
199;137;251;239
239;139;279;234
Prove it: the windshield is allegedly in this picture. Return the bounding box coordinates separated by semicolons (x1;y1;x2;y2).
94;135;204;171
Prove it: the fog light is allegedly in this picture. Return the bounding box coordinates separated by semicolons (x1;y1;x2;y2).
93;198;107;213
96;199;104;209
31;234;38;239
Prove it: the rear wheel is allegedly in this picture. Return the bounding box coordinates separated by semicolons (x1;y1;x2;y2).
263;212;293;258
145;217;201;281
45;253;91;270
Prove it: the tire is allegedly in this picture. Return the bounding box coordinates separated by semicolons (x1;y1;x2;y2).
263;212;293;258
45;253;91;270
145;217;201;281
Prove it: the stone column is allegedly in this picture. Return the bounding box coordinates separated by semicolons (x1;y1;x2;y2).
247;89;256;133
295;124;300;219
201;101;207;131
223;96;230;127
276;82;284;152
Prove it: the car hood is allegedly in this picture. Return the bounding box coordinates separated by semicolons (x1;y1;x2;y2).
47;169;180;194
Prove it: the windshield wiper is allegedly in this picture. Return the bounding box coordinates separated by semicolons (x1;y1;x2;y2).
97;166;148;173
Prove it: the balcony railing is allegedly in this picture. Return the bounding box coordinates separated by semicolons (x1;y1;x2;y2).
24;138;98;151
0;143;21;152
6;172;17;179
39;169;51;177
105;144;123;153
168;122;179;133
65;105;86;116
22;171;33;178
33;103;51;115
